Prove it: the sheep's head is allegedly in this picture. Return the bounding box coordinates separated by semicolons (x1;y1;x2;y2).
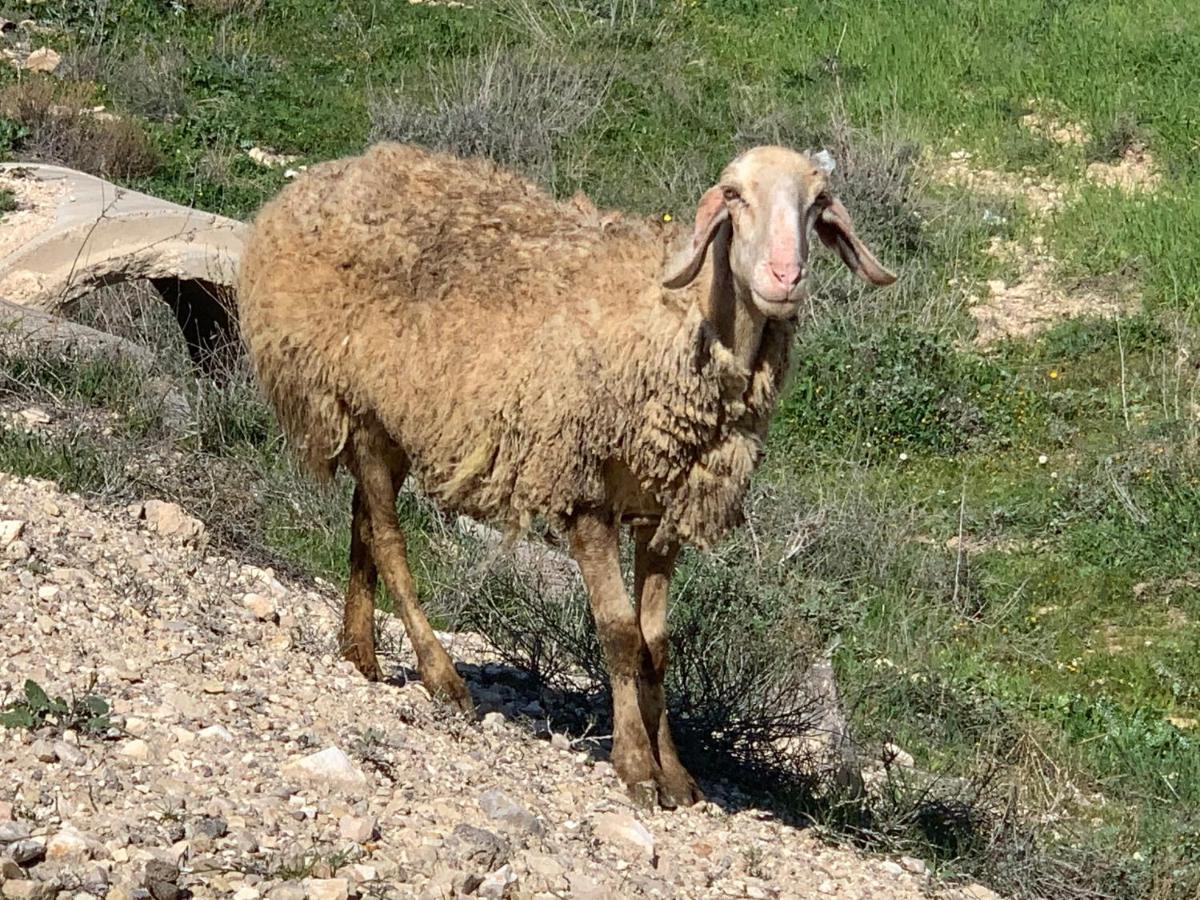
663;145;896;318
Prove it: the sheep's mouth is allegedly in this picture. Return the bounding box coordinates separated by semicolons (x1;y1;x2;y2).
751;289;804;318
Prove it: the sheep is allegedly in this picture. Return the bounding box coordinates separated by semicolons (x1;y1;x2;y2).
236;142;896;807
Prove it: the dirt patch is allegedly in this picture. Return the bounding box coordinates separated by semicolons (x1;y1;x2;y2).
934;149;1066;217
930;127;1154;345
1133;572;1200;605
1018;100;1164;193
1166;607;1193;629
944;532;1033;555
1086;147;1161;193
1101;624;1134;655
1020;110;1088;148
973;236;1134;346
974;267;1128;345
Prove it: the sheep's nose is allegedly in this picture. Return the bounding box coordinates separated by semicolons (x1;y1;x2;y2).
769;261;804;288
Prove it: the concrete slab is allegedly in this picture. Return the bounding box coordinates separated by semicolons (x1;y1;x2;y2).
0;163;245;311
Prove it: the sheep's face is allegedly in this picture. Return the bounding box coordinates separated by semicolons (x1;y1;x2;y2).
663;145;896;319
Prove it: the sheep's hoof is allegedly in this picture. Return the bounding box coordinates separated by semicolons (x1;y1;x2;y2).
624;768;704;810
343;645;384;682
428;676;475;717
655;767;704;809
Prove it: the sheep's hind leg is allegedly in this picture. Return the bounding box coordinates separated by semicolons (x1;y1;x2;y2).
341;485;384;681
351;432;474;715
569;510;662;807
634;526;703;808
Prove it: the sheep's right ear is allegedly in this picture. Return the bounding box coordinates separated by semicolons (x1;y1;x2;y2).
663;185;730;289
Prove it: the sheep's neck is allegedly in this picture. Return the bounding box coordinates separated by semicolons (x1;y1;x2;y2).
704;239;765;372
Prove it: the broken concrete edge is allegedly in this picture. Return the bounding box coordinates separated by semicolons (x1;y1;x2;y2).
0;235;243;312
0;163;246;312
0;297;193;430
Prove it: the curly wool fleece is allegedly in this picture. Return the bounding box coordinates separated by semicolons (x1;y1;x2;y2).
237;142;792;550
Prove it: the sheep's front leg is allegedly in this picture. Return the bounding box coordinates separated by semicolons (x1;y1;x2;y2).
634;526;703;807
569;510;660;805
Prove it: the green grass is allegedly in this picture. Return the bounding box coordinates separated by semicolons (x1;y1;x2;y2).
795;315;1200;892
2;0;1200;896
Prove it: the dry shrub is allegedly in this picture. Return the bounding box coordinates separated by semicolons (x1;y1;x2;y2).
369;44;612;186
0;78;159;180
819;117;925;257
106;49;192;122
56;43;106;84
498;0;670;46
60;44;190;122
431;476;934;782
1088;109;1148;163
426;534;604;689
196;142;241;188
68;280;191;365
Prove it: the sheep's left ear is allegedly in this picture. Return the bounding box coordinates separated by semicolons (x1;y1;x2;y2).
663;185;730;289
815;197;897;286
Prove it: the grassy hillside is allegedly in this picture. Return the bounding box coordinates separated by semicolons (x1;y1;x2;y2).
2;1;1198;897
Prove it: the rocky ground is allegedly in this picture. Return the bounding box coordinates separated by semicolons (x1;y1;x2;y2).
0;472;999;899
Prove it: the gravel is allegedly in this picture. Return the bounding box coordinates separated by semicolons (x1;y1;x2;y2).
0;472;964;899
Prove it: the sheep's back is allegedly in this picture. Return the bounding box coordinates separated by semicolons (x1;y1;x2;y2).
276;143;643;307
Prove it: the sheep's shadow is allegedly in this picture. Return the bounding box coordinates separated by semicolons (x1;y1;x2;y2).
359;630;992;866
380;653;850;825
368;610;985;849
441;656;993;862
382;657;607;745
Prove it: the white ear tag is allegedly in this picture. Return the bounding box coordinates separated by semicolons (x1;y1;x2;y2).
811;149;836;175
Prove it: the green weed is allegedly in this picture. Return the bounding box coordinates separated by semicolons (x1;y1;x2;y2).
777;325;1042;458
0;678;112;736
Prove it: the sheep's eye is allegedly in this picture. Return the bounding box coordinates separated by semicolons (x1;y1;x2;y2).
722;186;742;203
